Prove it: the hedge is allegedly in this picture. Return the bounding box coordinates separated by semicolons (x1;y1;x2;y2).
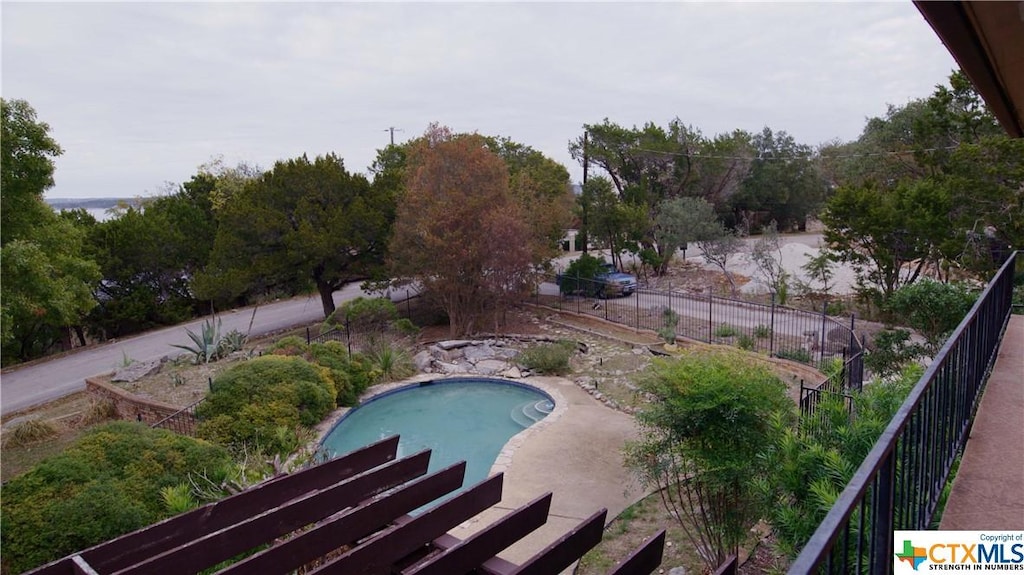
0;422;231;574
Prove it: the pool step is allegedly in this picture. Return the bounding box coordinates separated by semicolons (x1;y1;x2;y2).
510;400;553;428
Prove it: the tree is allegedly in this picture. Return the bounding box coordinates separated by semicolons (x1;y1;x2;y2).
731;128;825;232
801;249;837;297
625;350;793;571
945;137;1024;270
696;224;743;295
579;176;646;271
1;99;63;245
822;179;952;303
749;221;788;298
485;136;575;263
389;125;535;336
652;196;719;274
1;99;100;362
198;153;392;318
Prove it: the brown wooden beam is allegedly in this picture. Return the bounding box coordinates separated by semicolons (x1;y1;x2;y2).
402;492;553;575
77;436;401;574
215;461;469;574
506;509;608;575
309;473;505;575
605;530;665;575
112;449;431;575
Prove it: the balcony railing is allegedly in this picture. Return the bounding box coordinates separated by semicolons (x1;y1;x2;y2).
789;252;1018;574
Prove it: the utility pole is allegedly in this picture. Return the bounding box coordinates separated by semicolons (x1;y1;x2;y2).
384;127;403;146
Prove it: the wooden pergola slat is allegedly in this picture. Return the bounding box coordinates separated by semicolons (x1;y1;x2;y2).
402;492;553;575
507;509;607;575
214;461;469;575
68;436;401;575
309;473;505;575
113;449;432;575
25;436;666;575
605;530;666;575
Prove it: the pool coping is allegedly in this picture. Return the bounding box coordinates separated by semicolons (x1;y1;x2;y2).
310;374;568;478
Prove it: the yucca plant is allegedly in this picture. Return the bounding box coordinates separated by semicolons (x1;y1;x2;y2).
160;483;199;515
171;318;223;364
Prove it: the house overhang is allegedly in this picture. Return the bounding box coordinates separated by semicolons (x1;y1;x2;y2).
915;1;1024;138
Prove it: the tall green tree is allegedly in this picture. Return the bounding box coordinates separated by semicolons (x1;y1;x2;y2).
579;176;646;271
1;99;100;361
731;127;825;232
823;179;952;302
198;153;392;318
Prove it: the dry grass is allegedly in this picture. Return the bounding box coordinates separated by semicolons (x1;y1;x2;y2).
1;419;61;448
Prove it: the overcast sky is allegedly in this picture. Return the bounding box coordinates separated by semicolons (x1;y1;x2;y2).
3;1;958;200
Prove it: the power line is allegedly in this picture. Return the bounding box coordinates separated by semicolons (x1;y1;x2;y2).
626;144;962;162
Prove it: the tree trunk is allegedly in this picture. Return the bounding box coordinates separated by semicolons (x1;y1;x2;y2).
316;280;337;318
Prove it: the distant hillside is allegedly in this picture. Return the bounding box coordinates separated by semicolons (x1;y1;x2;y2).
45;197;126;210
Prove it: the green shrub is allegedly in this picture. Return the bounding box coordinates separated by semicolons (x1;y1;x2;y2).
737;334;756;351
308;341;375;405
196;355;336;454
323;297;399;335
518;340;576;375
266;335;309;356
886;280;978;350
753;324;772;339
559;254;604;295
0;422;230;574
865;328;926;379
713;323;738;338
775;347;812;364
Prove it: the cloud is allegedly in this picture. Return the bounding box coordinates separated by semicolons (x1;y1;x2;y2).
1;2;957;198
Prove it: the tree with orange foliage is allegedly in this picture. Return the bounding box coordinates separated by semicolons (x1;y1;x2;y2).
389;125;535;337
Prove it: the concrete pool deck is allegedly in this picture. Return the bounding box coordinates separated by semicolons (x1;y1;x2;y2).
449;375;644;569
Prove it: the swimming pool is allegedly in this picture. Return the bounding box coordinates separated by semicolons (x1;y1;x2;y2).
321;378;553;501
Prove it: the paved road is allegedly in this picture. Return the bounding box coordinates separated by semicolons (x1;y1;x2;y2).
0;283;416;416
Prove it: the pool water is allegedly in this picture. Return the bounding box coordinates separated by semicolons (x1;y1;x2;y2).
321;379;553;504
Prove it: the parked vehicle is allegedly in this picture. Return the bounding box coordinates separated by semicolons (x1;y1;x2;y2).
556;261;637;298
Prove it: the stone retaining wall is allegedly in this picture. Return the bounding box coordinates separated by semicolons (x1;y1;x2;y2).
85;377;182;425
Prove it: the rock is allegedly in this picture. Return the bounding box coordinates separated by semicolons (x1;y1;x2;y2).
436;362;463;374
476;359;508;375
503;367;523;379
111;360;163;383
463;344;495;363
668;567;687;575
413;350;433;372
437;340;472;351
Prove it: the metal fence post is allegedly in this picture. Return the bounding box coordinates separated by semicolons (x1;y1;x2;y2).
345;318;352;356
820;301;828;367
770;293;776;356
708;290;713;343
871;454;897;573
306;326;311;345
635;287;640;330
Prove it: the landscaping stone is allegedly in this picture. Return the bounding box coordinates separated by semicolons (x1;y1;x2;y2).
437;340;472;351
476;359;508;375
413;350;433;371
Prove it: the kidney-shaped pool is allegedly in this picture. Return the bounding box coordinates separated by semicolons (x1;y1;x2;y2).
321;378;554;504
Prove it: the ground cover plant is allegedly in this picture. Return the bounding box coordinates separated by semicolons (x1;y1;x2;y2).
0;421;232;574
195;354;337;455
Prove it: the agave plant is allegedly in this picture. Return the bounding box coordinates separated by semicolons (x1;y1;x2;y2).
171;318;223;364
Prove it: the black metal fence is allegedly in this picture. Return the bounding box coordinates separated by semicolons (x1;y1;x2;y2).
788;251;1018;575
151;397;205;437
532;273;864;398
